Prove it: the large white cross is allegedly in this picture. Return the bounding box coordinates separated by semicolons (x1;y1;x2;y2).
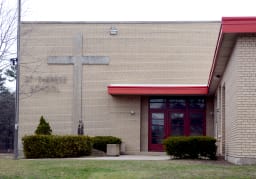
48;33;109;134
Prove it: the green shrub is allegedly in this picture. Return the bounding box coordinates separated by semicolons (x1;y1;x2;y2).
35;116;52;135
163;136;217;160
22;135;92;158
92;136;122;152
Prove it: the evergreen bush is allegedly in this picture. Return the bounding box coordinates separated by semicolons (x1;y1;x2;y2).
163;136;217;160
35;116;52;135
92;136;122;152
22;135;92;158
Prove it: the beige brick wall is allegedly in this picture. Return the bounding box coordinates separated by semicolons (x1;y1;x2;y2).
218;42;238;158
19;22;220;154
236;36;256;160
217;35;256;164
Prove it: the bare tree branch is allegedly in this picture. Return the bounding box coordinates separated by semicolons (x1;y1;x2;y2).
0;0;17;71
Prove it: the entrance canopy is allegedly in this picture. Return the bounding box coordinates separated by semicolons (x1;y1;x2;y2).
108;84;208;95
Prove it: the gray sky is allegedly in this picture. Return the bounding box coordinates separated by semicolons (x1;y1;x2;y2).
20;0;256;21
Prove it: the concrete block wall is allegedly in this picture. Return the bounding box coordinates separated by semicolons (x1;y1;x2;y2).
218;35;256;164
218;38;239;161
19;22;219;154
235;36;256;164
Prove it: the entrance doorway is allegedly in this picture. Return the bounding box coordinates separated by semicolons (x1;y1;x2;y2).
149;97;206;151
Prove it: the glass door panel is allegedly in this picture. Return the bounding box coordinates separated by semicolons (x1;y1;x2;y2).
190;113;204;136
170;112;185;136
151;113;164;144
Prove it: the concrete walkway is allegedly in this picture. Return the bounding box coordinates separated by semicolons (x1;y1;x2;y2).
77;155;170;161
1;153;170;161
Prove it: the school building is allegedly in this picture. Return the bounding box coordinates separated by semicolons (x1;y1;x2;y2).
19;17;256;164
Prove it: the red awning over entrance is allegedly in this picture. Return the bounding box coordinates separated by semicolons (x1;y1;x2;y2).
108;84;208;95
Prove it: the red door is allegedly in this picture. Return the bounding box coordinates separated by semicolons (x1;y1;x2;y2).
148;97;206;151
149;110;186;151
149;111;166;151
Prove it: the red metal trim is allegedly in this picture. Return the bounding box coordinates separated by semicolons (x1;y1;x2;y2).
222;17;256;24
108;85;208;95
222;24;256;33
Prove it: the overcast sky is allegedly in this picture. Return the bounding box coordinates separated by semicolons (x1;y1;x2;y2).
17;0;256;21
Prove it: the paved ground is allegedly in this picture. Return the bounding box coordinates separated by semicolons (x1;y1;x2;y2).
1;153;230;165
0;153;170;161
78;155;170;161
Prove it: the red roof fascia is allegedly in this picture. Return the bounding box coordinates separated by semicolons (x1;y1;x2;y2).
222;24;256;33
108;85;208;95
222;17;256;24
208;17;256;87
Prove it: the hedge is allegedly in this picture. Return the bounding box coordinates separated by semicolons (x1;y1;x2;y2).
22;135;92;158
163;136;217;160
92;136;122;152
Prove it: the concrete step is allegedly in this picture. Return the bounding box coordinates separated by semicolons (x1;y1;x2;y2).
0;153;13;159
91;149;106;156
125;152;167;156
139;152;167;156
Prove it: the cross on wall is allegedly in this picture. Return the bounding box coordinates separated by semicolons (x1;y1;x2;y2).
48;33;110;134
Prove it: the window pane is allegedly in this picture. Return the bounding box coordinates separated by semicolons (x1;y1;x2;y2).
169;99;186;109
189;98;205;109
190;126;203;136
152;119;164;125
150;99;166;109
152;113;164;120
151;113;165;144
171;112;184;136
150;99;165;103
172;126;184;136
190;113;203;136
151;125;164;137
151;125;164;144
150;103;165;109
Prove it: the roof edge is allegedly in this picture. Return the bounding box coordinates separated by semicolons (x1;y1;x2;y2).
222;17;256;24
109;84;208;87
108;84;208;95
21;20;220;25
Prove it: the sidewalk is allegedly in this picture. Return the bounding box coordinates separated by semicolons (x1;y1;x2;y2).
77;155;170;161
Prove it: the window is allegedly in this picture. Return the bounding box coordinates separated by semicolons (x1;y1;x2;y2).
149;99;166;109
149;97;206;151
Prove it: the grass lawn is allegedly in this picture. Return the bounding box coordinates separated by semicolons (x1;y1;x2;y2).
0;158;255;179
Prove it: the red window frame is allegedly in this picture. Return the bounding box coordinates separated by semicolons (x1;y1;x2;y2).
148;97;206;151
